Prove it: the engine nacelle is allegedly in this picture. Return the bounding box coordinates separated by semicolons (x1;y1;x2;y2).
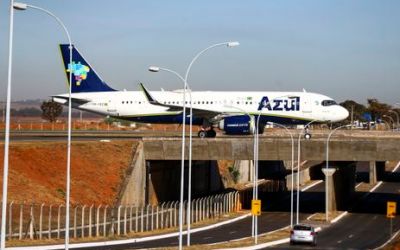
218;115;255;135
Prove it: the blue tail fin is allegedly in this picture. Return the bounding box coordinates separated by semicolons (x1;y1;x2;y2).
59;44;116;93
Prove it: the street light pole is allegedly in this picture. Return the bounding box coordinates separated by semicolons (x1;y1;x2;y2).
185;41;239;246
13;2;73;249
267;122;294;227
148;66;186;250
253;95;297;240
325;124;351;221
296;120;317;224
383;115;395;131
388;110;399;130
151;41;239;247
1;1;16;249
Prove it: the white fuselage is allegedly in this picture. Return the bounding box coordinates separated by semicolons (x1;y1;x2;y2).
54;90;349;125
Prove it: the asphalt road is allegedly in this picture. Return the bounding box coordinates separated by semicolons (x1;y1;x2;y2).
77;211;310;250
269;167;400;250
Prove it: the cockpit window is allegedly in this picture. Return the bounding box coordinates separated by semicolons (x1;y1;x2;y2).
321;100;337;106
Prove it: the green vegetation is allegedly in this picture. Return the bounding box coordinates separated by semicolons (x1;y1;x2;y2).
41;100;63;122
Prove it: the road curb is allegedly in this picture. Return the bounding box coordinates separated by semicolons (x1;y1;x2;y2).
215;238;290;250
7;213;251;250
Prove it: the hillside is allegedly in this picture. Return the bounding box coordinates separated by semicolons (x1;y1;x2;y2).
0;140;137;205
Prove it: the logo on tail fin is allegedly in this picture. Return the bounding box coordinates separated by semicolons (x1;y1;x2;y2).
67;61;90;86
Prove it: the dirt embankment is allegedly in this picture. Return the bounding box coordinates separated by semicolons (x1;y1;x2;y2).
0;140;138;205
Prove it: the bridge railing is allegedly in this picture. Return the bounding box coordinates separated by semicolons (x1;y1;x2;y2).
1;191;240;241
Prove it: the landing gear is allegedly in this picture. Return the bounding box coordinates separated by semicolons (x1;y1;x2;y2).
198;129;216;138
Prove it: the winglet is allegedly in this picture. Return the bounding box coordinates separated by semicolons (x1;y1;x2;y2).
139;83;158;104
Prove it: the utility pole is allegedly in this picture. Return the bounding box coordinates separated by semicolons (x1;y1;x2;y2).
351;105;354;130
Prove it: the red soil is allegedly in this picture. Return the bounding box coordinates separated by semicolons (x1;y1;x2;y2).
0;140;137;205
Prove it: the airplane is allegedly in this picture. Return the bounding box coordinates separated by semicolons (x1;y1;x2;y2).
53;44;349;138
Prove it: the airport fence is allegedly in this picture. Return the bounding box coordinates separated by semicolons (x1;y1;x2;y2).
1;191;240;241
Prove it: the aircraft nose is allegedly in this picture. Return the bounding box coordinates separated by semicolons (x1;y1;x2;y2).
339;106;349;120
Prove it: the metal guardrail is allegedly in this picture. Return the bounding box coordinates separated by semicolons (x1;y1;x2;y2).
2;191;240;241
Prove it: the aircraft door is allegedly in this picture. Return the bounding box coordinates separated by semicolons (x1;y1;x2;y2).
106;99;119;116
302;97;312;114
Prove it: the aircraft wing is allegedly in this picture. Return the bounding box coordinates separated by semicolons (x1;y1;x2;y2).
139;83;222;120
51;95;91;105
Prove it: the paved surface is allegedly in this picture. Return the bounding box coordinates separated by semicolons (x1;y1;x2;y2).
269;167;400;249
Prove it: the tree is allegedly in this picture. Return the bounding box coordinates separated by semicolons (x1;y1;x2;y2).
366;98;391;121
339;100;367;122
41;100;63;122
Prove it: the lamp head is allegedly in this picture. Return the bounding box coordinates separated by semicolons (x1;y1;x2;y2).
227;41;240;47
148;66;160;72
13;2;27;10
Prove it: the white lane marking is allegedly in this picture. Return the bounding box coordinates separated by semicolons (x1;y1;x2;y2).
204;236;213;240
337;240;343;244
331;211;348;223
229;231;237;234
348;234;354;238
306;212;321;221
301;180;323;192
215;238;290;250
372;229;400;250
370;181;383;193
7;214;251;250
392;161;400;173
355;182;363;189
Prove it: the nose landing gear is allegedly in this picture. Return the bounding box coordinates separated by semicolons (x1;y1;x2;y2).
198;129;216;138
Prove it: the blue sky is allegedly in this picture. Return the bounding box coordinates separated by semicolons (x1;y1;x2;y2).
0;0;399;104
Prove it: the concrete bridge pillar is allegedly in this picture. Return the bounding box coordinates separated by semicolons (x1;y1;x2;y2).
234;160;254;183
369;161;377;185
322;168;336;214
323;162;356;213
333;162;356;211
369;161;386;184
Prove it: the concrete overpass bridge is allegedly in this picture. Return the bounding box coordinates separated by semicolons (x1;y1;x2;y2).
119;130;400;215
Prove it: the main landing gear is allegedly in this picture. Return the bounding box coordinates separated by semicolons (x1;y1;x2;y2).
198;129;216;138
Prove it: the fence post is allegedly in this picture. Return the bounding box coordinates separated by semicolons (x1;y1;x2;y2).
19;203;23;240
228;192;232;212
160;203;165;229
29;204;34;239
81;205;86;238
96;205;102;237
57;204;64;239
174;201;178;227
129;206;133;233
89;204;94;237
140;206;144;232
74;206;78;238
135;206;138;232
124;206;127;235
39;203;44;239
103;206;108;237
8;201;14;240
169;203;173;228
146;204;150;231
117;205;122;236
195;199;199;223
151;205;154;231
48;204;53;239
156;205;159;230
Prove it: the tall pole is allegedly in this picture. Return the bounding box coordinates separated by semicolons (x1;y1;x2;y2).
296;120;316;224
325;124;350;221
149;42;239;247
268;122;294;227
147;67;186;250
185;42;238;246
13;3;73;248
1;1;15;249
388;110;399;130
